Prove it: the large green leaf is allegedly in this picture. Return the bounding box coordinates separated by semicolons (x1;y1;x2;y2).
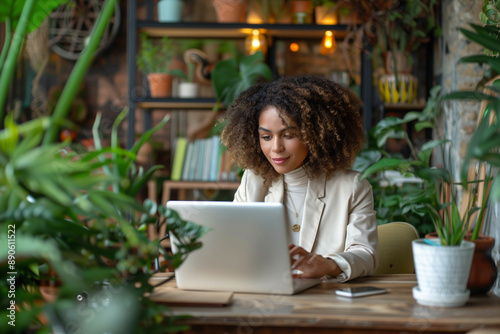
352;149;382;172
460;55;500;73
362;158;406;178
0;233;86;288
417;139;447;166
413;167;451;183
444;90;496;101
461;24;500;54
0;0;69;32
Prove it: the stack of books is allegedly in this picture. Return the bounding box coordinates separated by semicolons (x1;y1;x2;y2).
170;136;238;182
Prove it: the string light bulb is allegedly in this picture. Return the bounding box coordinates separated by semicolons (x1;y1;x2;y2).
245;30;267;55
320;31;336;55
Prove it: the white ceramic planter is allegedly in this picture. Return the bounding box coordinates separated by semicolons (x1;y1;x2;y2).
158;0;182;22
178;82;199;98
412;238;475;307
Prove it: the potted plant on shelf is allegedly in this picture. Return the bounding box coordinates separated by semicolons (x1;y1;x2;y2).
171;48;202;98
136;33;177;98
157;0;183;22
172;61;199;98
0;1;208;332
312;0;338;25
342;0;440;104
212;0;248;23
247;0;290;24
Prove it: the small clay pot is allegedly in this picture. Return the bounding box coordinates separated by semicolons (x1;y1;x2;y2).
467;235;498;295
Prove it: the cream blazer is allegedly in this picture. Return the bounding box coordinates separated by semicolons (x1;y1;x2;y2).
234;169;378;281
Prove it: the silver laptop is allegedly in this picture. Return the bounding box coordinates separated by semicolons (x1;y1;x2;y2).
166;201;321;295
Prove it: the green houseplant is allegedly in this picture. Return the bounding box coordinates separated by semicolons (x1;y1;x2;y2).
360;10;500;303
355;85;447;236
360;85;484;307
340;0;440;103
136;32;177;98
443;17;500;295
211;50;273;112
0;0;208;332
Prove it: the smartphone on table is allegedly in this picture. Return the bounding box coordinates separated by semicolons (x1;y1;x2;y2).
335;286;387;298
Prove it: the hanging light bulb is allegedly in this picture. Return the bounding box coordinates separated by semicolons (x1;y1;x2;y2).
245;30;267;56
320;31;336;55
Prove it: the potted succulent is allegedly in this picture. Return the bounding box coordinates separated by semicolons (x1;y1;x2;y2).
171;58;199;98
136;33;177;98
0;1;208;332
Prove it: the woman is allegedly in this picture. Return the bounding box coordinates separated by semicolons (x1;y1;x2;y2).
220;75;378;281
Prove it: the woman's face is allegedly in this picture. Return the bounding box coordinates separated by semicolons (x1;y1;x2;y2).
258;106;308;174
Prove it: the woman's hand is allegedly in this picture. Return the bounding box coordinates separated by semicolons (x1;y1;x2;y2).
288;244;342;278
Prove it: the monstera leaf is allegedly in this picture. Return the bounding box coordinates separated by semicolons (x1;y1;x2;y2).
211;51;273;109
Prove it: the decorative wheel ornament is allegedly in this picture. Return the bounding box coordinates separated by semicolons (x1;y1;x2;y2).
49;0;120;60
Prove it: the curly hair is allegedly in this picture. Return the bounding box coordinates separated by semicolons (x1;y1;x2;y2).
220;75;365;184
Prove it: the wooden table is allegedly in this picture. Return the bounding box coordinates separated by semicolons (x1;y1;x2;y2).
150;273;500;334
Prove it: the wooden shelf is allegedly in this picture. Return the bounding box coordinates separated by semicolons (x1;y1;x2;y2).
138;21;349;39
137;98;217;110
383;100;427;112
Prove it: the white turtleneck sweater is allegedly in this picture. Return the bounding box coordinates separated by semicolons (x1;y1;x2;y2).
284;167;308;245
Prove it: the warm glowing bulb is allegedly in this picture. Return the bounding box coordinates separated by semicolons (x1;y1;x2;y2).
290;42;299;52
245;30;267;55
320;31;336;55
251;30;261;49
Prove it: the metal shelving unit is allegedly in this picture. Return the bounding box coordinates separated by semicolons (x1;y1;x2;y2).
126;0;373;148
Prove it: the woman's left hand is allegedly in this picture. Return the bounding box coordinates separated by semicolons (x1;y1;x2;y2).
288;244;342;278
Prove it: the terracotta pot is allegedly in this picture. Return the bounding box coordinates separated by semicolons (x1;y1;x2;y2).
425;233;498;295
290;0;312;24
147;73;173;98
467;235;497;295
212;0;247;23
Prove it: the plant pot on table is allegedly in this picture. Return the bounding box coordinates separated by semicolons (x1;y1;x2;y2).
412;238;475;307
425;232;498;295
